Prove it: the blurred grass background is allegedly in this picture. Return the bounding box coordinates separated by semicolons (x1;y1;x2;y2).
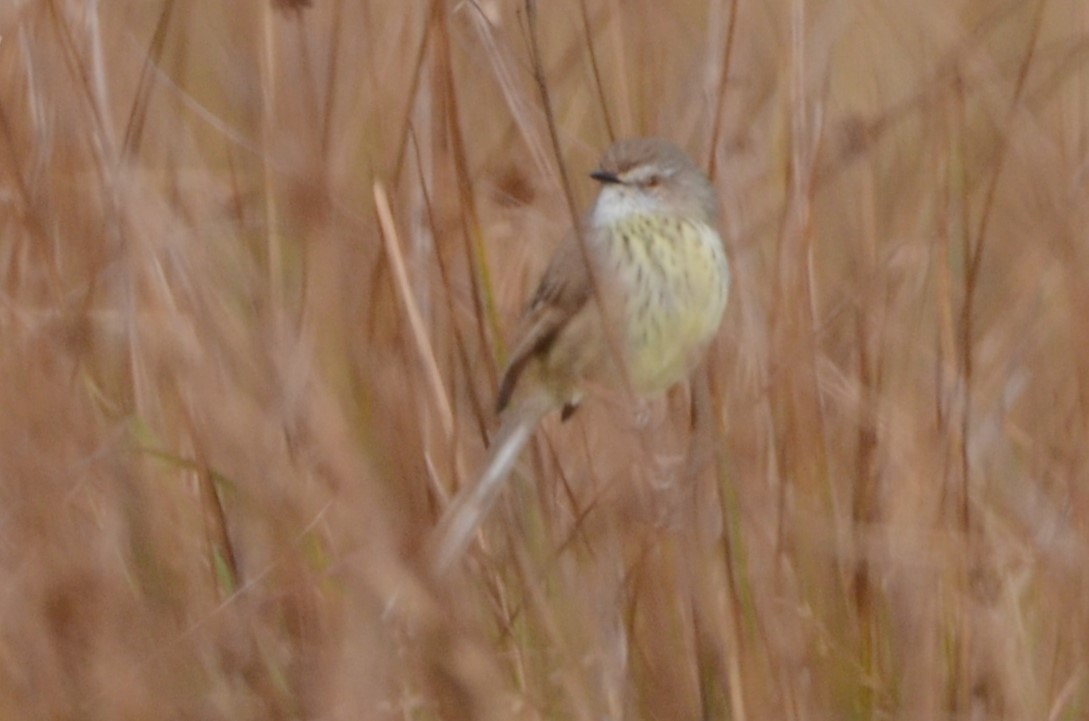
1;0;1088;719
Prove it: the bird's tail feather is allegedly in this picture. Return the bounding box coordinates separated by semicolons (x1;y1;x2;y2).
427;401;550;577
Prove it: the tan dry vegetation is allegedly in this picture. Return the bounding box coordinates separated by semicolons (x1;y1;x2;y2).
1;0;1088;719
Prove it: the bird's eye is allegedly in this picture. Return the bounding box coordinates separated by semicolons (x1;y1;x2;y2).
643;175;661;188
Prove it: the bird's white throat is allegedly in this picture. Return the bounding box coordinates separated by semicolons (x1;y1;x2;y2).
591;185;663;228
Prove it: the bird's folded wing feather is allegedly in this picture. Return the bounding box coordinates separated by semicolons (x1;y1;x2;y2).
496;233;593;411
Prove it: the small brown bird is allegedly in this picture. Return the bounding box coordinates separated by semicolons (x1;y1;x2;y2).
429;138;730;575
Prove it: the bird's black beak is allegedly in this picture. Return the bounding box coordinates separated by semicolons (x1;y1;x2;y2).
590;169;620;184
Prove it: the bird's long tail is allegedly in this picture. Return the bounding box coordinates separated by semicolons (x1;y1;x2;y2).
428;400;550;577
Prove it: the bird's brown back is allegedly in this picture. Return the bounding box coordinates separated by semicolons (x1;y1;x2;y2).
495;233;592;412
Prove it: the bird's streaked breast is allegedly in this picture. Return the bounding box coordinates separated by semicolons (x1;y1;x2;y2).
596;214;729;393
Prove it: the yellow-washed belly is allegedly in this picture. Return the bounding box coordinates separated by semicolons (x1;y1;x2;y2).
601;215;730;393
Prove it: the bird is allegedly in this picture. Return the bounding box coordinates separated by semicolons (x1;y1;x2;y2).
428;137;730;576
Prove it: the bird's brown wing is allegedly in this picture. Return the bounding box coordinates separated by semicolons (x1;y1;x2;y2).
496;234;592;412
